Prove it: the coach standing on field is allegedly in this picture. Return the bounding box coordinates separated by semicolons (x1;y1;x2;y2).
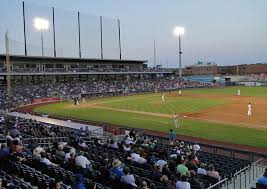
174;112;179;129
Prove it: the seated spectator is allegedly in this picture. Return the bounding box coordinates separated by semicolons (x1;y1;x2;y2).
188;171;201;188
109;159;124;180
0;143;9;160
125;135;134;145
5;131;13;142
191;154;199;165
78;127;85;136
50;181;62;189
207;165;220;180
168;160;178;173
78;139;88;148
169;174;177;188
55;144;65;161
197;163;207;175
129;130;136;141
123;143;131;151
68;150;76;170
33;146;44;161
128;148;147;164
11;140;23;156
177;161;189;176
10;126;20;138
155;158;168;168
73;174;86;189
75;151;91;169
185;155;198;171
258;168;267;186
110;139;119;149
99;164;110;185
65;148;76;162
141;181;149;189
138;152;148;164
152;164;163;182
176;175;190;189
120;166;137;187
155;175;175;189
150;183;156;189
193;144;200;152
162;165;171;177
40;152;52;166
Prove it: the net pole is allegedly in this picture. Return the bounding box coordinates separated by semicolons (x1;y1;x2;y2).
5;31;12;112
118;19;122;60
100;16;103;59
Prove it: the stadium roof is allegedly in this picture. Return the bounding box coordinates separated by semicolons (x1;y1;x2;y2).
0;55;147;64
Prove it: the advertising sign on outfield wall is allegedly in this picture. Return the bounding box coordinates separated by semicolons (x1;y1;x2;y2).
32;97;61;104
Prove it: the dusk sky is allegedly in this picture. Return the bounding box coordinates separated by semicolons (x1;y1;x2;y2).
0;0;267;67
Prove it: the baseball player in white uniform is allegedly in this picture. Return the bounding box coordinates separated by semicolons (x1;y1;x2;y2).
248;102;252;116
179;90;182;96
174;112;179;129
162;94;165;102
237;89;240;96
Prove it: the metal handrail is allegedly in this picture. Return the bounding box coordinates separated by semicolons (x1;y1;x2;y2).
253;158;263;165
234;165;250;176
207;178;228;189
23;136;68;140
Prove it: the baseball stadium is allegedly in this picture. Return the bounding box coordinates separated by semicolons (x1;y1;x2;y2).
0;1;267;189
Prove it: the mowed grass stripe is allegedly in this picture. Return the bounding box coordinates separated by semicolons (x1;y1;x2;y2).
97;94;227;114
34;103;267;148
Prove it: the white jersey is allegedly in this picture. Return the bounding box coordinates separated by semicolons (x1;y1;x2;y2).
248;104;252;111
248;104;252;116
174;114;179;128
162;94;165;101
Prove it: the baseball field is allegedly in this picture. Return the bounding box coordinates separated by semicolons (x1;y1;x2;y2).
33;86;267;148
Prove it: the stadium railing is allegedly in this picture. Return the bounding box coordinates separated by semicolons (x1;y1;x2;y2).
207;178;228;189
227;158;265;189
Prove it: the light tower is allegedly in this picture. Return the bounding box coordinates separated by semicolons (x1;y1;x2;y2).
34;17;49;56
173;26;185;77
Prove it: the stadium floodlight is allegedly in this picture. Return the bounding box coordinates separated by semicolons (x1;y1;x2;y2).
173;26;185;37
173;26;185;77
34;17;49;56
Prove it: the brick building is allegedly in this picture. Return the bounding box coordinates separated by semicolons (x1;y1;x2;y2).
183;62;267;76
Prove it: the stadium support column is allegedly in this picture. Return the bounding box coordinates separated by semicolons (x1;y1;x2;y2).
22;1;27;56
78;11;82;58
100;16;103;59
5;32;11;112
52;7;56;57
179;35;182;77
118;19;122;60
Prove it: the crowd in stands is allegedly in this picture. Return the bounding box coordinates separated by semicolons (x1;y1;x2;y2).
0;115;250;189
0;67;170;73
0;77;216;110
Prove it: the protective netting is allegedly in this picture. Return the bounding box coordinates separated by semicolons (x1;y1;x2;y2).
0;0;121;59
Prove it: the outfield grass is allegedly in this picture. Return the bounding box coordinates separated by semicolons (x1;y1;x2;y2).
92;94;227;114
184;86;267;97
33;86;267;148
